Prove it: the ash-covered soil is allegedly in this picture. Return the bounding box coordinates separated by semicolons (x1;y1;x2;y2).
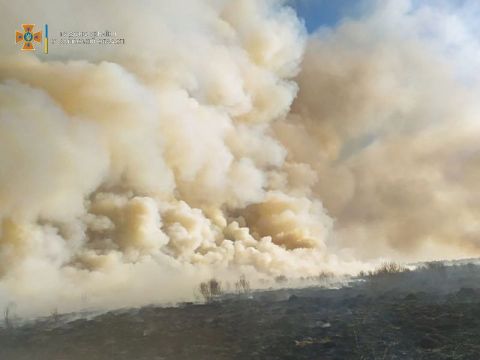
2;261;480;360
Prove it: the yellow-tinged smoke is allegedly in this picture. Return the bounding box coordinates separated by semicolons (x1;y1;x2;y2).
0;0;479;315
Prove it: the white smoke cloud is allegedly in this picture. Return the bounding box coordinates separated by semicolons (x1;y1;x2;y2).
0;0;479;316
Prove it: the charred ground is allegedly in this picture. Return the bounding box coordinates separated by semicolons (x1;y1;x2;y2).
2;261;480;359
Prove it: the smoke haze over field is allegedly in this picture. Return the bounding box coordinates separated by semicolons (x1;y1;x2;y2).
1;0;480;315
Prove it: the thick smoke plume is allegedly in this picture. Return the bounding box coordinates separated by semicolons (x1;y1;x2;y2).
0;0;479;315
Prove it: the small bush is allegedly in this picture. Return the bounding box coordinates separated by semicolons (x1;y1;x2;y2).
235;275;251;294
317;271;334;282
199;279;223;302
424;261;446;272
51;308;61;322
368;262;408;278
4;307;11;329
3;303;15;329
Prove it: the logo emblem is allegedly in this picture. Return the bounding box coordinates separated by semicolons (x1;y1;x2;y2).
16;24;42;51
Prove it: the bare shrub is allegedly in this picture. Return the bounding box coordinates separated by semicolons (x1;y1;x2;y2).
51;308;61;323
4;306;11;329
368;262;408;278
199;279;223;302
3;303;15;329
424;261;446;272
235;275;251;294
317;271;334;283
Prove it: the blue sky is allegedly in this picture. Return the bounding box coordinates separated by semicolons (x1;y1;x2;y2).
289;0;364;32
289;0;475;33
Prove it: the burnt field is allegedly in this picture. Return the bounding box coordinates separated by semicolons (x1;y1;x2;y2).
2;261;480;360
